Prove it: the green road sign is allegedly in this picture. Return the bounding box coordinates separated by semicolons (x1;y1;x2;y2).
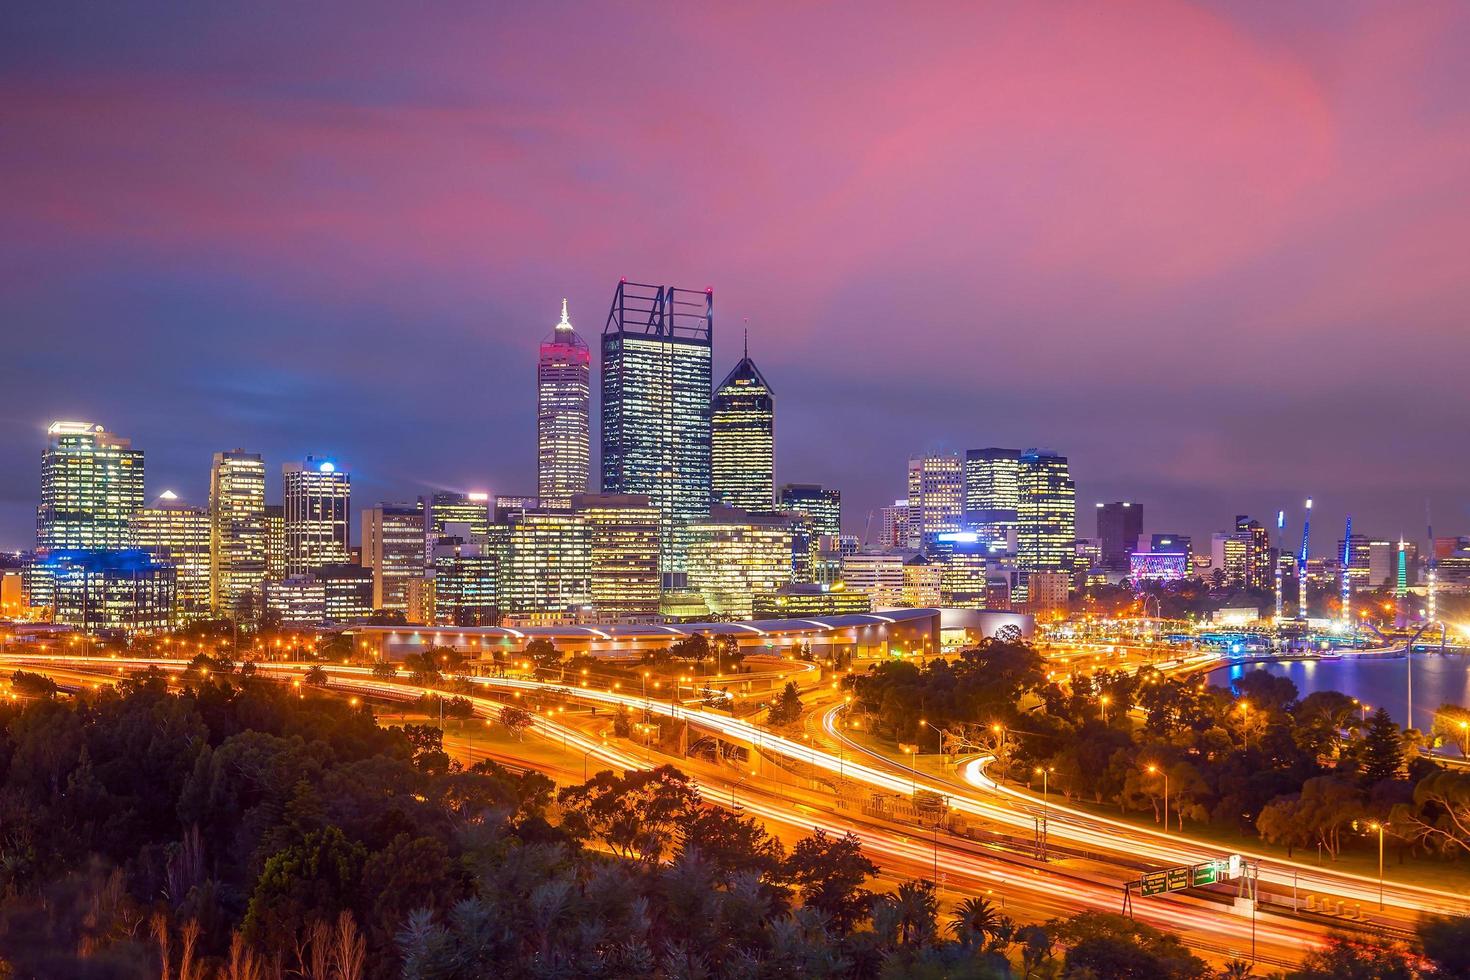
1191;862;1218;887
1140;871;1169;896
1167;867;1190;891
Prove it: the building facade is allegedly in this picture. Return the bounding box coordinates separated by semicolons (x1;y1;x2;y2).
1095;501;1142;573
1016;449;1076;581
537;299;591;509
282;456;351;575
601;280;713;574
132;491;211;623
502;510;591;618
209;450;268;614
362;503;425;612
963;448;1021;548
778;483;841;539
574;493;661;622
47;549;175;635
685;512;792;620
711;345;775;512
906;455;963;549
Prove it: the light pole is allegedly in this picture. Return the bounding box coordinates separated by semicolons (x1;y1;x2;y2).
1034;766;1053;860
1099;694;1111;724
1459;719;1469;757
902;746;916;796
1369;821;1388;909
1146;763;1169;831
732;770;755;810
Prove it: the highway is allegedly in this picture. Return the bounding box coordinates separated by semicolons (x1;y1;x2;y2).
7;651;1456;968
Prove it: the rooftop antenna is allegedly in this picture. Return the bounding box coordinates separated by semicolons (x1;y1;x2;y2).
743;317;749;359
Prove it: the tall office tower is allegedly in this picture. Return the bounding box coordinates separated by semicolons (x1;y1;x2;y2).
574;493;661;622
1235;515;1271;590
263;505;286;580
843;551;906;606
779;483;841;538
537;299;591;509
282;456;351;575
132;491;211;623
906;455;963;549
1095;501;1143;573
601;280;713;575
362;502;426;612
879;500;910;550
32;421;146;610
963;448;1021;548
47;550;176;635
685;511;792;620
503;510;591;620
711;338;775;511
901;555;943;607
209;450;267;613
1335;534;1374;591
1016;449;1076;578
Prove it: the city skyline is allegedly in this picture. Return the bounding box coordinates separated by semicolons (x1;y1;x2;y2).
5;4;1470;551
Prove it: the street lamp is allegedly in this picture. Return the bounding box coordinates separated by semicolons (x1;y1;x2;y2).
732;769;756;810
1458;719;1469;758
1099;694;1111;724
1368;821;1388;909
1146;763;1170;831
1034;766;1054;860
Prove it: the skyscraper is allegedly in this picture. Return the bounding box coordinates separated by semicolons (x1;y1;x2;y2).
963;448;1021;548
711;338;774;511
33;421;146;609
282;456;351;575
778;483;841;538
1016;449;1075;579
906;455;963;549
133;491;211;623
362;502;426;612
263;504;286;580
1095;501;1142;573
537;299;591;509
685;511;792;620
601;280;713;574
36;420;146;552
502;509;591;620
209;449;267;613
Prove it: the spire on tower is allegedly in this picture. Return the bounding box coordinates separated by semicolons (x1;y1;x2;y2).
558;298;571;329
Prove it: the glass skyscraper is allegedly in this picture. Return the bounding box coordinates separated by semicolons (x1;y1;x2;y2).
1016;448;1076;579
963;448;1021;547
906;455;963;549
133;491;211;623
711;341;774;512
601;280;713;574
778;483;841;539
282;456;351;575
210;449;267;613
537;299;591;509
362;502;426;612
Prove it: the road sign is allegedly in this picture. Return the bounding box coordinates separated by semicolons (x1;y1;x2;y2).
1167;866;1191;891
1137;856;1237;897
1191;862;1218;887
1140;871;1170;896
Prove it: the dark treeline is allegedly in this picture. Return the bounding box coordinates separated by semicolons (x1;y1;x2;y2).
847;639;1470;861
0;668;1465;978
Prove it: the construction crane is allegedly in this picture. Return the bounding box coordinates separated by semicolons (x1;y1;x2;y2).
1425;499;1437;625
1297;498;1312;619
1274;510;1286;621
1340;514;1353;631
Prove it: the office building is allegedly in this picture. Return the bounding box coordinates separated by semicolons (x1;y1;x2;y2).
1129;552;1189;582
210;450;267;614
753;583;872;619
431;535;499;627
537;299;591;508
1016;449;1076;581
423;491;492;560
906;455;963;549
778;483;841;538
361;503;425;612
879;500;910;550
317;563;373;623
503;510;591;619
685;510;792;619
1150;534;1192;564
1025;570;1070;620
263;505;286;580
1211;516;1271;590
842;551;906;607
132;491;211;623
265;576;326;627
964;448;1021;547
711;340;775;511
575;493;661;622
901;555;943;607
282;456;351;574
601;280;713;574
46;549;175;635
1096;501;1142;573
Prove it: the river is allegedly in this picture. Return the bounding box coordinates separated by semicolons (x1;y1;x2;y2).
1207;654;1470;732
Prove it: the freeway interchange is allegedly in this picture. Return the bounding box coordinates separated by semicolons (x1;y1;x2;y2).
1;649;1462;970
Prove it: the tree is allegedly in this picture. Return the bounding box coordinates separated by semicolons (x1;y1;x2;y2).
1357;708;1405;782
10;670;58;698
1393;770;1470;855
304;664;329;687
242;826;366;952
558;765;702;864
1256;794;1312;857
1290;935;1417;980
781;830;877;934
525;638;562;672
1418;915;1470;979
1049;911;1207;979
1295;775;1364;859
370;661;397;680
669;633;711;663
947;896;1002;950
678;805;785;881
499;705;534;741
767;681;804;726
